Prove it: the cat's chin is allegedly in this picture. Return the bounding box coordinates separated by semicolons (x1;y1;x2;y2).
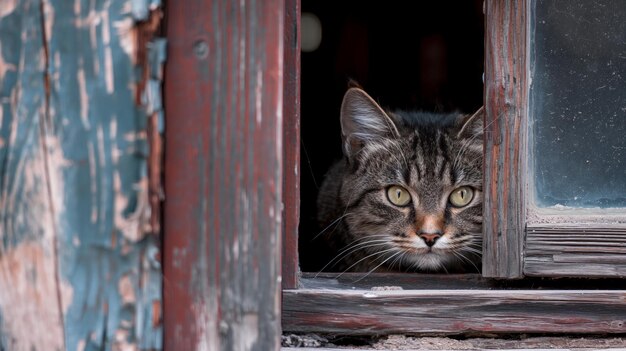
403;252;459;272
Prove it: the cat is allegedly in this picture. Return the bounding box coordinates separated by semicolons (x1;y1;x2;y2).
317;88;484;273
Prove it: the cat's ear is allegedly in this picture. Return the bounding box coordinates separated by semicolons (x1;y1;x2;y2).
456;106;484;140
340;88;400;157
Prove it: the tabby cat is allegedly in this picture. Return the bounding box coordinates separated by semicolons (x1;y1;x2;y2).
317;88;484;273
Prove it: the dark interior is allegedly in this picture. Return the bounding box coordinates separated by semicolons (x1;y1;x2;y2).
299;0;485;272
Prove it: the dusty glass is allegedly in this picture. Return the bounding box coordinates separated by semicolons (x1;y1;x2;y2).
530;0;626;208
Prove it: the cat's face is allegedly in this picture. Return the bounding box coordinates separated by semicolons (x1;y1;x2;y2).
339;88;483;272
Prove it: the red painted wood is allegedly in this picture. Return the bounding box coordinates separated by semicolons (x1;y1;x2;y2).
282;0;301;290
283;289;626;334
482;0;528;278
164;0;285;349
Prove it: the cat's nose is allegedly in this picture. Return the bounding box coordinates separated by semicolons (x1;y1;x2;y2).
416;214;444;243
419;233;441;247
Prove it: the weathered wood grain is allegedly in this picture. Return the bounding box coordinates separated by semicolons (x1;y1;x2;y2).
282;0;301;290
0;4;65;349
164;0;285;350
525;226;626;277
298;272;626;292
299;273;493;290
283;289;626;334
482;0;528;279
0;0;164;350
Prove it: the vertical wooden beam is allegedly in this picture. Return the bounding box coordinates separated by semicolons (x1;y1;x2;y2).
482;0;528;278
282;0;301;290
164;0;285;350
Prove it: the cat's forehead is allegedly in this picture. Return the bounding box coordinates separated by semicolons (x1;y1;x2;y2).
358;130;480;186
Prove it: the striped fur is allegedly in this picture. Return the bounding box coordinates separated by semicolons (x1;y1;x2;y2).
317;88;484;273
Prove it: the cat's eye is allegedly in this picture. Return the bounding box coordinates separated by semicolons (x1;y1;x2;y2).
449;186;474;207
386;185;412;207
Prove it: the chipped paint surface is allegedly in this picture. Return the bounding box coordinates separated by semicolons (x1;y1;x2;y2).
0;0;163;350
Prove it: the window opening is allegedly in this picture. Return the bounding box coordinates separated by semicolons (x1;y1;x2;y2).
299;0;485;273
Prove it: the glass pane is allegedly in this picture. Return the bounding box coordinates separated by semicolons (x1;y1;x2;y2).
530;0;626;208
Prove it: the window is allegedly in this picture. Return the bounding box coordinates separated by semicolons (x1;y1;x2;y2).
524;0;626;277
483;0;626;279
163;0;626;347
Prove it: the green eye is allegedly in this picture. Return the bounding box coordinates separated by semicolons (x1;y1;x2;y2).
386;185;412;207
449;186;474;207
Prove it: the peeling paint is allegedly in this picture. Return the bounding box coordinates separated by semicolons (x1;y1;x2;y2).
41;0;54;46
0;243;65;351
1;0;163;349
114;18;136;64
0;45;17;83
88;142;97;223
0;0;17;19
118;274;136;304
76;64;90;129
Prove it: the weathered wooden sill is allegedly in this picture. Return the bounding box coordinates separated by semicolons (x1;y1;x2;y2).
282;273;626;335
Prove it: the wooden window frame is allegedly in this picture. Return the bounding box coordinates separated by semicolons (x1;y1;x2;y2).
281;0;626;335
163;0;626;347
483;0;626;280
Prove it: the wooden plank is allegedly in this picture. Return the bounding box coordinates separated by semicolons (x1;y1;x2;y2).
282;0;301;290
299;273;494;290
525;261;626;277
525;226;626;277
0;1;65;349
163;0;285;350
283;289;626;334
1;1;163;350
298;273;626;291
482;0;528;279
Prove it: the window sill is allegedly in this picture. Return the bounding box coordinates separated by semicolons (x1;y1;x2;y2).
283;273;626;335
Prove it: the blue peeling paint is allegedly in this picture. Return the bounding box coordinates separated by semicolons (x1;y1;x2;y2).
0;0;50;250
144;38;166;133
132;0;162;21
0;0;163;349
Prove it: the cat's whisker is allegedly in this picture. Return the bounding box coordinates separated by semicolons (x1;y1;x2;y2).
458;242;482;252
463;247;482;255
452;137;481;172
389;251;406;270
311;212;353;241
352;250;403;283
451;109;501;170
438;258;450;274
453;250;481;273
332;235;389;253
390;142;410;169
334;247;397;279
330;241;390;266
315;239;391;276
301;138;320;189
